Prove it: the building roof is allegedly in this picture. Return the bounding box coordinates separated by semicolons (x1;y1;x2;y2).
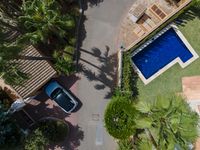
12;45;57;98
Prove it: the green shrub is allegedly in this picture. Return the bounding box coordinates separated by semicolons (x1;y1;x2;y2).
53;51;74;75
68;38;76;46
24;120;69;150
104;95;137;139
0;103;23;148
118;139;133;150
38;120;69;142
63;53;73;62
64;45;74;54
63;45;74;62
24;129;48;150
121;53;138;98
0;89;12;110
192;0;200;7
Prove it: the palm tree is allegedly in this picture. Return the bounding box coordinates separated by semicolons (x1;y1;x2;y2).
0;29;27;85
0;0;21;18
0;0;22;33
134;95;199;150
18;0;75;45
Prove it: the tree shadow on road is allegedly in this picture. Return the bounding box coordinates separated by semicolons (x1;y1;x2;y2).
78;46;118;99
77;0;104;50
82;0;104;10
54;74;80;90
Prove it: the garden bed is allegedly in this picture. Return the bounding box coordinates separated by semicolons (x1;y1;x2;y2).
25;119;69;150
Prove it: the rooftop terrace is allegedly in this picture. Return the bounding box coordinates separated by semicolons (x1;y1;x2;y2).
118;0;191;50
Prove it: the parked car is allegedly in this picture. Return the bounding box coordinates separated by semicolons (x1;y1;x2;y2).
45;81;78;113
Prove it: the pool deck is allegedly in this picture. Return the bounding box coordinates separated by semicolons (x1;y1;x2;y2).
131;25;199;85
118;0;191;50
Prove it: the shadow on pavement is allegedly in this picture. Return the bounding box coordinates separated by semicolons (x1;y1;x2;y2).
78;46;118;99
54;74;80;90
82;0;104;10
23;92;71;121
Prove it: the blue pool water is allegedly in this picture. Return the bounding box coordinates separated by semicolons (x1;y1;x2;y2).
131;28;193;79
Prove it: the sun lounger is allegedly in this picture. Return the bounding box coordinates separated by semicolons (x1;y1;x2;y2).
142;22;152;31
150;4;167;20
133;25;145;37
146;18;156;27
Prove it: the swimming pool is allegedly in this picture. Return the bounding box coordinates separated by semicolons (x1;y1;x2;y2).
131;25;199;84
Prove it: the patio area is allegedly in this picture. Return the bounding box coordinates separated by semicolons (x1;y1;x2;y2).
118;0;191;50
182;76;200;100
181;76;200;150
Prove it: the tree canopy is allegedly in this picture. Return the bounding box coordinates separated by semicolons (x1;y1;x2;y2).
0;103;22;147
0;0;78;83
24;119;69;150
134;95;199;149
104;95;137;139
105;94;199;149
0;28;27;85
18;0;75;45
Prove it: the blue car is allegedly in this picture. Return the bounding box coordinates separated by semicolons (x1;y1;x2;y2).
45;81;78;113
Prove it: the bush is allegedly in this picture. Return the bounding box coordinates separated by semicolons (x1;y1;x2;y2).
121;53;138;98
104;95;137;139
68;38;76;46
118;139;133;150
64;45;74;55
53;50;74;75
24;119;69;150
24;129;48;150
192;0;200;7
0;103;23;148
38;119;69;142
0;89;12;110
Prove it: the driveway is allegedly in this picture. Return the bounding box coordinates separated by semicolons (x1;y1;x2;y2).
14;75;82;150
75;0;134;150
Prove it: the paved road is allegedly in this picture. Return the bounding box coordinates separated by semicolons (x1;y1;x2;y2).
76;1;134;150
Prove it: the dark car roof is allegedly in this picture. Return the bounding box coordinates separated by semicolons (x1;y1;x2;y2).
51;88;75;112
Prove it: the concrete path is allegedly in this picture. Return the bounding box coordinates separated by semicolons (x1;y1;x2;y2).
75;1;134;150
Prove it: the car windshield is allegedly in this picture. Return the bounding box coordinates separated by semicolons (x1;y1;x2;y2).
51;88;75;112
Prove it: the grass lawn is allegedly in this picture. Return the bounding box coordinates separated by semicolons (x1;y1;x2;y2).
137;7;200;101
